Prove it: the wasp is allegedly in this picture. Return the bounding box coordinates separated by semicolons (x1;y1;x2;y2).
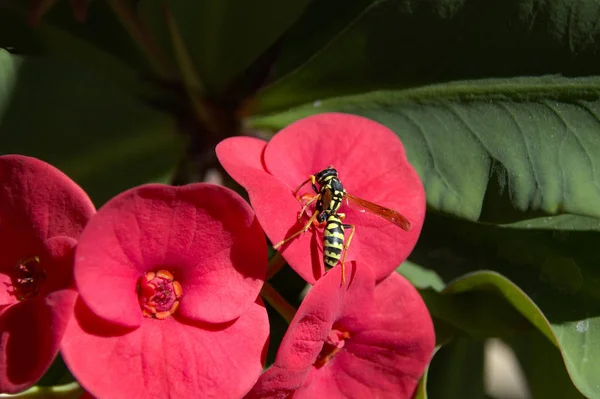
273;166;411;283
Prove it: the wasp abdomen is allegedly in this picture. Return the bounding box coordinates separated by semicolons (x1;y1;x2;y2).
323;214;345;268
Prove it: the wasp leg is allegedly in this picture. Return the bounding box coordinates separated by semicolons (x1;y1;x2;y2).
273;211;320;250
339;213;355;285
293;174;319;197
298;193;321;221
309;175;319;194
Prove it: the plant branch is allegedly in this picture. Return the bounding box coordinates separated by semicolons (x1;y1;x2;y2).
107;0;172;79
266;252;287;280
163;5;219;138
260;282;297;324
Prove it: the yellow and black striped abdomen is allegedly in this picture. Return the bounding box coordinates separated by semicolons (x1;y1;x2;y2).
323;213;345;268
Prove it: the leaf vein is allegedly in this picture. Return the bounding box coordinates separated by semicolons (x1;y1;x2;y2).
401;108;461;200
541;100;600;195
497;101;542;208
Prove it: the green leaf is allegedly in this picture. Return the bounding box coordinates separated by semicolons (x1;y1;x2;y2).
502;214;600;232
250;76;600;222
398;260;445;291
442;271;556;342
409;213;600;398
4;382;83;399
0;2;158;98
404;273;533;341
0;49;181;206
413;346;439;399
507;332;585;399
399;263;531;342
413;373;428;399
256;0;600;112
138;0;311;94
426;338;485;399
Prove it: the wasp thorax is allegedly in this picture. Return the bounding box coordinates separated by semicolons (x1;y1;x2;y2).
314;326;351;368
11;256;45;301
138;270;182;319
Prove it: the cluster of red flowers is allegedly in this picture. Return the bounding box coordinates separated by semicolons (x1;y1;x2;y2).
0;113;434;398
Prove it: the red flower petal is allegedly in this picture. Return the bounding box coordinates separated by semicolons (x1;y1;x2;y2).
217;113;425;284
0;155;94;393
245;264;364;399
247;264;434;399
0;274;14;307
0;237;78;393
214;136;268;188
62;298;269;399
217;137;325;280
0;155;94;276
74;183;267;328
307;272;435;399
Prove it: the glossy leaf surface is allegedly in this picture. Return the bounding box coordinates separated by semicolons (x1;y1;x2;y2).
256;0;600;112
139;0;311;94
0;50;181;206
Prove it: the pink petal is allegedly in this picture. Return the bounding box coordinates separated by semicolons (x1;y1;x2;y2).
62;298;269;399
249;265;434;399
217;138;325;283
0;240;73;307
0;274;16;308
243;365;308;399
0;155;91;393
217;114;425;283
215;136;269;188
246;263;367;398
264;113;412;192
310;273;435;398
0;155;94;286
0;235;78;393
75;183;267;327
263;113;425;282
0;299;55;393
275;263;370;369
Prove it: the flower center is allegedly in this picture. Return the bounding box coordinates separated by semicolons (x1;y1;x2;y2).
11;256;45;301
138;270;182;319
314;327;350;368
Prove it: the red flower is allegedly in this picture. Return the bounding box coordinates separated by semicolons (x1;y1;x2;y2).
217;112;425;284
61;184;270;399
246;263;435;399
0;155;95;393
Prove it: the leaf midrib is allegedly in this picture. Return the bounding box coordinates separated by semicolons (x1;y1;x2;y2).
251;75;600;127
331;76;599;105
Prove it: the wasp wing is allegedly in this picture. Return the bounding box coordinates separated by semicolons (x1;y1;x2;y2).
344;193;412;231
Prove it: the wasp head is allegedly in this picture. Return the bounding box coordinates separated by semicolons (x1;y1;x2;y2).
315;166;338;183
